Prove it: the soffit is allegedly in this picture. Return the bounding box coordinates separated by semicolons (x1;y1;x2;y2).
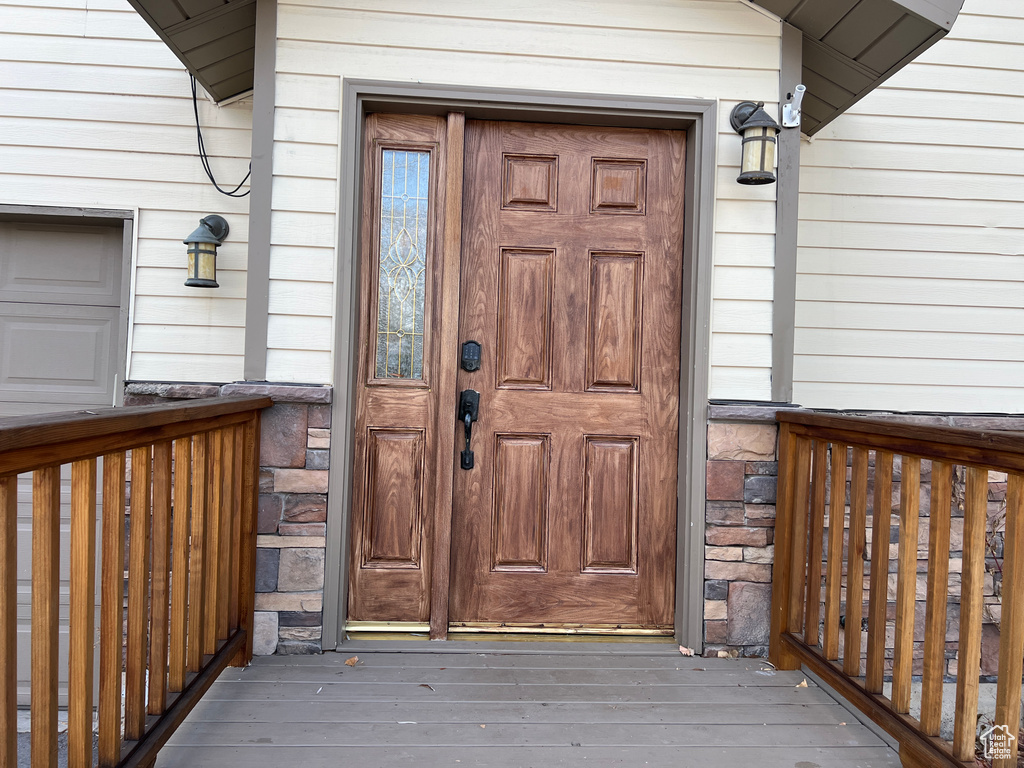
126;0;256;103
124;0;962;121
752;0;963;134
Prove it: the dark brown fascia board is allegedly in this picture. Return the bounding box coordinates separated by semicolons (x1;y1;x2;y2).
126;0;256;103
896;0;962;29
752;0;962;135
802;26;947;135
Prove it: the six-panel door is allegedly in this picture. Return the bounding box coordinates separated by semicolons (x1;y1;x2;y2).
449;121;685;629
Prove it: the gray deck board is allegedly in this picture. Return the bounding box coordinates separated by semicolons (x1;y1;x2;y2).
157;642;902;768
167;721;885;747
177;698;855;724
158;745;901;767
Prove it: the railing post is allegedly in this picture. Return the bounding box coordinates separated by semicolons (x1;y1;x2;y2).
149;442;173;716
920;460;952;736
803;440;828;646
169;437;192;693
770;421;800;669
843;447;868;679
866;450;893;693
187;434;209;673
994;473;1024;768
823;442;848;661
31;466;61;768
891;456;920;714
69;458;97;768
99;451;126;767
952;466;987;760
0;476;16;768
232;413;261;666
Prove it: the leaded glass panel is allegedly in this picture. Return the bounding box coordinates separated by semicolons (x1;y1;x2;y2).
375;149;430;380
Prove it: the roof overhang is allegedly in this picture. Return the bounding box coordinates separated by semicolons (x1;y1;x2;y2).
751;0;964;134
126;0;256;104
125;0;963;123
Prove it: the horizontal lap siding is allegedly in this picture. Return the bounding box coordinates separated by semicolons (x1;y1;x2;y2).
794;0;1024;413
272;0;782;396
0;0;252;384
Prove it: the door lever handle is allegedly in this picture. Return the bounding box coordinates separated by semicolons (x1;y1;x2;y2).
458;389;480;470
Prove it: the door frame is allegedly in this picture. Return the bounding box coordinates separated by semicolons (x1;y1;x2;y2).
325;80;715;651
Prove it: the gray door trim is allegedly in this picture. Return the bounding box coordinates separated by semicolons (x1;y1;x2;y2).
0;203;134;408
324;81;715;651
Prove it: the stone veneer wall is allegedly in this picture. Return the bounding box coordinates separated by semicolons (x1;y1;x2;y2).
703;404;781;657
124;382;332;656
705;403;1018;677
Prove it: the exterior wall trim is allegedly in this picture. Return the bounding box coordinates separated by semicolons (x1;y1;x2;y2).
323;80;717;650
771;21;802;403
0;203;134;407
243;0;276;381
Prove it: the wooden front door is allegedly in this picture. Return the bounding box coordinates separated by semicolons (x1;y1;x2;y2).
347;114;685;632
448;121;685;629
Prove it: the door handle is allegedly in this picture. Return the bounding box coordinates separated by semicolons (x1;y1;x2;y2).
458;389;480;470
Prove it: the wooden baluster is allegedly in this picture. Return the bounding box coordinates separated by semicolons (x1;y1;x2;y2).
787;437;813;640
69;459;97;768
218;427;235;640
31;466;60;768
125;447;152;741
229;426;244;632
843;447;868;678
952;466;988;760
169;437;192;692
993;473;1024;768
98;452;125;766
866;450;893;693
920;460;952;736
187;434;208;672
205;430;223;654
804;440;827;646
823;443;847;661
233;415;261;666
891;456;920;714
148;442;172;715
0;476;16;768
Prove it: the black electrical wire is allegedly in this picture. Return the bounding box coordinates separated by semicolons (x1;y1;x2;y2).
191;75;251;197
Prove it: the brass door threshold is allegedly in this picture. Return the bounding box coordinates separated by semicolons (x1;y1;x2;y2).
345;621;430;633
448;622;673;637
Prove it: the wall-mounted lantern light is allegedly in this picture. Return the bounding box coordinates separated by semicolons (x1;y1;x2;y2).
184;215;229;288
730;101;781;185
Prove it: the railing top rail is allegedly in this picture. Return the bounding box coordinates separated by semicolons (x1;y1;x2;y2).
778;410;1024;467
0;396;272;474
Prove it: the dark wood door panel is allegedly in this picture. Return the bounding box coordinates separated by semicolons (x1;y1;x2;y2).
449;120;685;629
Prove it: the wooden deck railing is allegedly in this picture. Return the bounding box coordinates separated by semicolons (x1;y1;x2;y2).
771;411;1024;768
0;396;271;768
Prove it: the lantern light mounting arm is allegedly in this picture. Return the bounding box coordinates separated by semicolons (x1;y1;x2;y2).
730;101;767;133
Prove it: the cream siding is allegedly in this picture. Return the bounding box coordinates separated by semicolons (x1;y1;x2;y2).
794;0;1024;413
269;0;783;398
0;0;251;385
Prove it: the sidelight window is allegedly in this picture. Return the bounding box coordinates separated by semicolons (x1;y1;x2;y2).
375;148;430;380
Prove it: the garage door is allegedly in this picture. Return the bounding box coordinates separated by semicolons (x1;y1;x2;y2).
0;219;124;417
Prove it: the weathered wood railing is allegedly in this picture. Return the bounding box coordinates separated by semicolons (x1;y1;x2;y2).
771;411;1024;768
0;396;271;768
